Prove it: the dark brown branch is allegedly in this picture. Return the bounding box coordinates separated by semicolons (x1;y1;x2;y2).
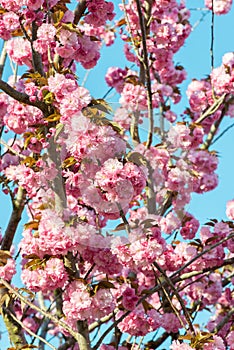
0;79;47;113
135;0;154;149
93;309;131;350
57;338;76;350
74;0;87;25
212;307;234;334
153;261;195;334
31;22;45;76
1;187;26;251
145;331;170;349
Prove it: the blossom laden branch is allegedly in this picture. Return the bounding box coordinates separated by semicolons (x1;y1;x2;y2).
6;308;57;350
135;0;154;149
74;0;87;25
0;79;47;113
153;261;195;334
195;93;226;124
0;279;88;346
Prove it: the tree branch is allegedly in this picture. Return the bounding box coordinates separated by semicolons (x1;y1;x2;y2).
74;0;87;25
31;22;45;76
212;307;234;334
153;262;195;334
0;279;88;346
7;309;56;350
1;187;26;251
0;79;47;113
47;138;67;213
57;338;76;350
135;0;154;149
195;93;226;124
0;41;7;80
2;305;27;348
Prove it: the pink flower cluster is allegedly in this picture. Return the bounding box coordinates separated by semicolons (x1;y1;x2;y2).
21;258;68;292
205;0;232;14
186;52;234;132
4;159;57;198
0;258;16;281
6;38;32;67
63;280;114;323
3;96;43;134
48;73;91;123
226;199;234;219
85;0;115;27
115;0;191;117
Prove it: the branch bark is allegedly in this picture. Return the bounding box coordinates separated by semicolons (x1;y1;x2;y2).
74;0;87;25
1;186;26;251
0;79;47;113
2;305;27;348
135;0;154;149
0;278;89;346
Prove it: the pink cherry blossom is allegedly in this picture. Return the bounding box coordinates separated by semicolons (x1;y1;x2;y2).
226;199;234;219
170;340;193;350
205;0;232;14
6;38;32;67
0;258;16;280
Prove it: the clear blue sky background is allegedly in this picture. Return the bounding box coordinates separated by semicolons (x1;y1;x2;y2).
0;0;234;347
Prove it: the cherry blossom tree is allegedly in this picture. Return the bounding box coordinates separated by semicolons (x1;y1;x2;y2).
0;0;233;349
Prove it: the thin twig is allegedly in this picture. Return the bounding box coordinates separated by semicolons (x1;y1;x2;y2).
159;279;187;330
210;0;215;70
7;309;56;350
0;279;87;345
0;41;7;79
212;307;234;334
74;0;87;25
192;11;209;31
117;202;130;235
153;262;195;334
0;139;26;159
93;234;234;348
145;331;170;349
135;0;154;149
195;93;226;124
93;310;131;350
201;113;225;149
211;121;234;145
178;257;234;283
171;232;234;279
89;309;117;332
